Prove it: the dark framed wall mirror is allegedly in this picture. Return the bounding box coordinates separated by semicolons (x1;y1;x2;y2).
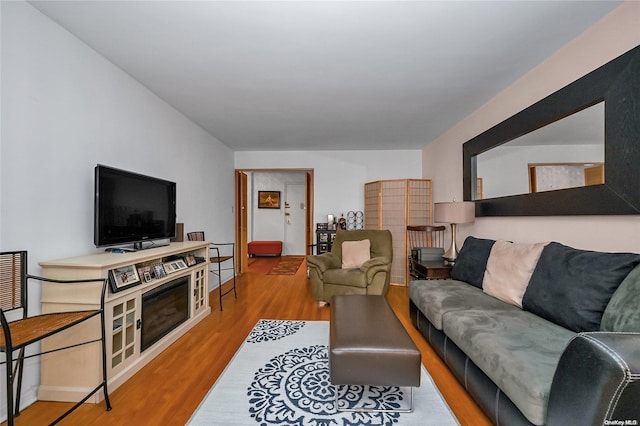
463;45;640;216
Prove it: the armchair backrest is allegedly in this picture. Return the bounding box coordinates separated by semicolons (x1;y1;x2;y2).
331;229;393;262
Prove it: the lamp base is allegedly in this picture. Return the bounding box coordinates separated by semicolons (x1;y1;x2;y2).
442;256;457;264
442;223;459;263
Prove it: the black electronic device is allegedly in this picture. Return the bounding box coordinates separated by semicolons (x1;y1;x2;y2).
94;165;176;250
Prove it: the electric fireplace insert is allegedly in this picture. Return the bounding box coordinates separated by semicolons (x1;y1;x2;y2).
141;276;189;352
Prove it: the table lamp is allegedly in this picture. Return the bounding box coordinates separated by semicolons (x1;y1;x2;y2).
433;201;475;263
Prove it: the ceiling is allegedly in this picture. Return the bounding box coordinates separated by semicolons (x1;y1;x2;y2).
28;1;621;152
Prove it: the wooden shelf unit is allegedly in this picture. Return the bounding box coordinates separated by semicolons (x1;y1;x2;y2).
315;229;337;254
38;241;211;403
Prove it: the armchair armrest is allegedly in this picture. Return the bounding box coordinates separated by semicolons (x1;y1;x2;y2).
360;256;389;271
306;253;341;273
546;332;640;426
360;256;391;284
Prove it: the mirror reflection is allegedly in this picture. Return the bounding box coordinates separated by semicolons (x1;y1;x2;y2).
475;102;604;200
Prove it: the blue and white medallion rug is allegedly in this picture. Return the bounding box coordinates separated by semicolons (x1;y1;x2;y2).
188;320;459;426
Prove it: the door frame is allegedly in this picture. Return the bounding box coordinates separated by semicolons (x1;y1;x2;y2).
234;168;314;274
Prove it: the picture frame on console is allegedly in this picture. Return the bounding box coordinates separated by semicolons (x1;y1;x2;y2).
258;191;281;209
109;264;141;293
163;259;188;274
137;265;153;283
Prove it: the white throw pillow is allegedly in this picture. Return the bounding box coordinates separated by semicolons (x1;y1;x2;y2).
483;240;548;308
341;239;371;269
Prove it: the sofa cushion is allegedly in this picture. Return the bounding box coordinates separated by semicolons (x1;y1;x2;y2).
450;236;495;288
601;264;640;332
341;239;370;269
483;240;547;308
522;242;640;332
409;279;510;330
442;306;575;425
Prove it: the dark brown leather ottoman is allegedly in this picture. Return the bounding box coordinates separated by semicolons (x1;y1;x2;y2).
329;294;421;412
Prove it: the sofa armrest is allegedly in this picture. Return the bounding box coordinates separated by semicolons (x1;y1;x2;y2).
306;253;341;273
546;332;640;426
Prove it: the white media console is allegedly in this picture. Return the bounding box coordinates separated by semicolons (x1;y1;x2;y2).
38;241;210;403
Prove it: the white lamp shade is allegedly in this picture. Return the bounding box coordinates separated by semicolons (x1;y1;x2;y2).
434;201;475;224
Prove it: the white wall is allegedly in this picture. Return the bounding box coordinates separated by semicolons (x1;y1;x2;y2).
423;2;640;253
250;171;305;244
235;149;422;241
0;2;235;416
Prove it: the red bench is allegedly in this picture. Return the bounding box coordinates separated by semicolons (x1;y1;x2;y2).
248;241;282;256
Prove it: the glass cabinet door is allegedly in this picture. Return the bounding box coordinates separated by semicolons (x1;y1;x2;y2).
193;267;207;314
108;295;139;374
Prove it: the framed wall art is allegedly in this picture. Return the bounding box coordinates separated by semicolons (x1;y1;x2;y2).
258;191;281;209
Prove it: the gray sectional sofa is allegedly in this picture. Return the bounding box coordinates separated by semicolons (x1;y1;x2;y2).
409;237;640;426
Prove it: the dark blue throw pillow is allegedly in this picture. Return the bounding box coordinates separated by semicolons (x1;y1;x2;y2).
522;242;640;332
450;236;496;288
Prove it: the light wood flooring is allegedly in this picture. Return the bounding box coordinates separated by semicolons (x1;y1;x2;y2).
5;257;491;425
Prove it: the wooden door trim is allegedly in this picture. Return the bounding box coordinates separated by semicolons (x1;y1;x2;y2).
235;171;248;274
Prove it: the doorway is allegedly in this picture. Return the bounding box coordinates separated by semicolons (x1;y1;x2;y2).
235;169;314;274
284;184;306;255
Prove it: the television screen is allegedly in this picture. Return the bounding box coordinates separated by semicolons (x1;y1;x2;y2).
94;165;176;249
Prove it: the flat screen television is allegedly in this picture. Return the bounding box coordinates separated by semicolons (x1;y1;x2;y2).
94;165;176;250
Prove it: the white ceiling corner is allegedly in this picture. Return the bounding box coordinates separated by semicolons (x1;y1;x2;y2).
27;1;622;151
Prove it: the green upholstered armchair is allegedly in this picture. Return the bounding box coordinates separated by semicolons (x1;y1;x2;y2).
307;229;393;305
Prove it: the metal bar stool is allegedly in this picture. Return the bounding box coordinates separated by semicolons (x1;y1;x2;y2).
186;232;237;310
0;251;112;425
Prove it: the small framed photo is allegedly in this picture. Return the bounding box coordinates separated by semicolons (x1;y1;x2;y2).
258;191;281;209
109;264;141;293
163;259;188;274
185;254;196;267
152;263;167;279
137;265;153;283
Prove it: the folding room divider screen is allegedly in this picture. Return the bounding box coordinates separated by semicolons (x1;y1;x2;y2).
364;179;433;285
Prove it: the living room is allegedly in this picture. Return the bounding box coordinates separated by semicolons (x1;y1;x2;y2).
2;1;639;425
